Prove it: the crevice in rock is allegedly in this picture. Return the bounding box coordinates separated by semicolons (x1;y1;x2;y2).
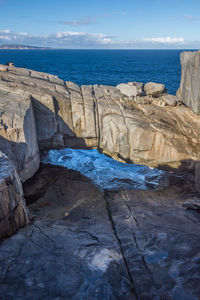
92;85;100;148
113;98;130;159
52;96;60;133
104;191;138;299
0;227;34;283
34;223;57;246
80;86;86;131
120;190;159;288
29;238;58;256
121;191;142;231
65;82;75;134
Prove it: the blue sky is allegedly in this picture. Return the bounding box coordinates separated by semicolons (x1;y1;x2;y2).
0;0;200;48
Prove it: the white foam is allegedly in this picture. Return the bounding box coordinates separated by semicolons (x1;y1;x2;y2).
42;148;164;190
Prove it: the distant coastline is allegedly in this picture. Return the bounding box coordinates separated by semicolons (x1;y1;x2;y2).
0;45;198;50
0;44;52;50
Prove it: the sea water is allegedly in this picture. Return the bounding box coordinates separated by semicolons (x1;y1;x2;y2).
0;49;189;94
42;148;164;190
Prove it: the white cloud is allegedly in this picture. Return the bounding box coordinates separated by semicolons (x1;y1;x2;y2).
143;37;185;44
0;29;11;34
0;35;11;40
0;29;199;49
56;31;86;38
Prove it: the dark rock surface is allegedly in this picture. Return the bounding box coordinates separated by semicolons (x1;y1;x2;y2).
0;165;136;299
1;164;200;299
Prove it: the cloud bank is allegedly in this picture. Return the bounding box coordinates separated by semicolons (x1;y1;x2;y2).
142;37;185;44
0;29;199;49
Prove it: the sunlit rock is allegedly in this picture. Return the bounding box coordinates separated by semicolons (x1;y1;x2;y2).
144;82;166;97
178;50;200;114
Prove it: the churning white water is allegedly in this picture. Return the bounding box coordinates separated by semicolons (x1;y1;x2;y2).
42;148;164;190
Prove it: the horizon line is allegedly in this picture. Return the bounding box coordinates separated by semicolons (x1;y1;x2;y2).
0;48;199;51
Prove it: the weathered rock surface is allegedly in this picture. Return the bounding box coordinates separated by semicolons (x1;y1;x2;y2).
0;165;136;299
0;89;40;182
1;63;200;175
106;185;200;299
1;53;200;299
162;94;177;106
116;83;138;98
128;81;143;95
144;82;165;97
178;50;200;114
0;164;200;299
0;152;28;239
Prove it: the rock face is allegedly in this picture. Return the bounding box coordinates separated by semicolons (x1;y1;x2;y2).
1;63;200;176
178;51;200;114
0;152;28;239
0;165;136;299
0;90;40;182
0;164;200;299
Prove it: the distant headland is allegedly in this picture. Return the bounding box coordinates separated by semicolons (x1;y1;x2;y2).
0;44;52;50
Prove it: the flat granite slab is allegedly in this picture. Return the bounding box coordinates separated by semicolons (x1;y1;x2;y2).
0;164;200;299
0;165;135;300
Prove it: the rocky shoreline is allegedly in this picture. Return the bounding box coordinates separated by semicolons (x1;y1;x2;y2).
0;50;200;299
1;56;200;186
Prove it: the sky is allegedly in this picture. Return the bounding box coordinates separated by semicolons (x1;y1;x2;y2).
0;0;200;49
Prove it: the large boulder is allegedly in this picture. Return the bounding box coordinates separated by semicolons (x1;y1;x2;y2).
144;82;165;97
162;94;177;107
0;152;28;239
128;82;143;95
116;83;138;98
178;50;200;114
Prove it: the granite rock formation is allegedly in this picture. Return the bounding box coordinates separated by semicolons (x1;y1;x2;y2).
0;164;200;299
144;82;165;97
0;89;39;182
178;50;200;114
0;151;28;239
116;83;139;97
1;52;200;299
1;63;200;182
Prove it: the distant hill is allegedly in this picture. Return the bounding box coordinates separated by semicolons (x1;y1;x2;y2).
0;44;52;50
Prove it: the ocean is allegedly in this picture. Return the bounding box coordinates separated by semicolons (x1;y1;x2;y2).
0;49;191;95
